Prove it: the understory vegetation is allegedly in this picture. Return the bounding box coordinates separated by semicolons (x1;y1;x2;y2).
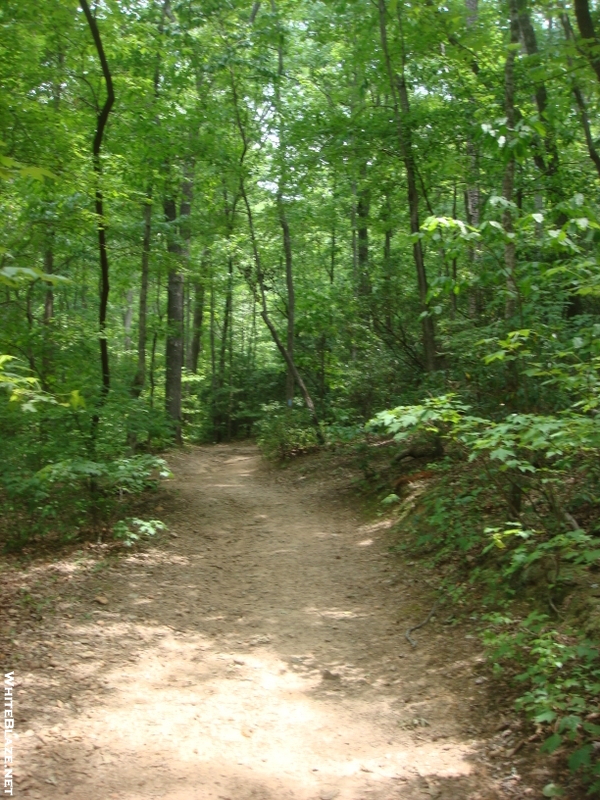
3;0;600;791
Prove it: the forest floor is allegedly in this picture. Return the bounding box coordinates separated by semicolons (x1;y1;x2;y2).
1;443;571;799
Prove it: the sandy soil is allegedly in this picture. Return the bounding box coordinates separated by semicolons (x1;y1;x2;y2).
2;444;557;799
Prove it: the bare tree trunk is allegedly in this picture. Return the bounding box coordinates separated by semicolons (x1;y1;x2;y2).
240;178;323;437
271;0;296;407
210;277;216;385
229;29;321;434
163;170;193;442
356;161;370;300
187;278;205;373
123;289;134;351
464;0;482;317
451;182;458;318
132;192;152;396
383;233;393;329
43;246;54;324
40;243;54;391
164;197;185;443
573;0;600;84
132;2;169;398
377;0;437;371
279;199;295;406
504;0;520;319
218;257;233;386
560;11;600;179
79;0;114;432
516;0;559;180
351;182;358;288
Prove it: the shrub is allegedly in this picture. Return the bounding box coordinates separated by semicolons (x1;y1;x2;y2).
255;401;320;459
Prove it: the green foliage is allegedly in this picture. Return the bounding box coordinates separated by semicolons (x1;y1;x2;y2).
4;0;600;788
112;517;167;547
0;452;170;551
371;370;600;787
255;402;320;459
484;613;600;790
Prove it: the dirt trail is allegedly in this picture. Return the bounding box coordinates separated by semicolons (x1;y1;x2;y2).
9;444;535;799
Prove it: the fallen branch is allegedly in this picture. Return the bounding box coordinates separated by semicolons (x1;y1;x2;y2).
405;601;438;648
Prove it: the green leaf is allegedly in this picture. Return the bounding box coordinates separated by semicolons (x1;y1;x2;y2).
534;710;557;724
542;783;564;797
568;744;592;772
540;733;563;754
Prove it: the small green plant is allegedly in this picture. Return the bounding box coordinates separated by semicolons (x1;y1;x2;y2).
484;613;600;791
0;454;171;550
112;517;167;547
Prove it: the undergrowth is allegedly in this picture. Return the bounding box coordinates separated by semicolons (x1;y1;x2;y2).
365;396;600;794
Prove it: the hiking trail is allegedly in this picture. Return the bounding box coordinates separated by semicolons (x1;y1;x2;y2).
8;444;545;799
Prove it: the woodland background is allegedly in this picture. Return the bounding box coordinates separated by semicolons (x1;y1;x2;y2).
3;0;600;790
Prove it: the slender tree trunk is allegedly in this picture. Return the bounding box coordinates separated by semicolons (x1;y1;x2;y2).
149;331;158;410
230;58;321;435
240;180;322;437
43;244;54;324
271;1;296;407
504;0;520;319
516;0;559;180
451;183;458;318
123;289;134;351
279;196;295;405
132;2;169;398
464;0;482;316
218;257;233;386
351;182;358;288
382;190;393;330
132;192;152;396
210;277;216;387
79;0;114;420
187;278;205;373
329;222;336;284
163;170;193;442
560;12;600;179
356;162;370;301
377;0;437;371
164;197;185;443
40;244;54;391
573;0;600;84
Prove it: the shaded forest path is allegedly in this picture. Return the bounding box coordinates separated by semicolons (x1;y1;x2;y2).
13;444;537;799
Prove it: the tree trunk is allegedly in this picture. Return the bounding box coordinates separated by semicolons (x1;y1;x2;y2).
377;0;437;371
187;278;205;373
383;230;393;330
573;0;600;84
123;289;134;351
516;0;559;179
560;12;600;180
504;0;520;319
271;1;296;407
43;246;54;324
356;161;371;301
164;197;185;443
279;196;295;406
464;0;482;317
229;54;321;435
132;192;152;396
79;0;114;414
163;170;193;442
218;257;233;387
